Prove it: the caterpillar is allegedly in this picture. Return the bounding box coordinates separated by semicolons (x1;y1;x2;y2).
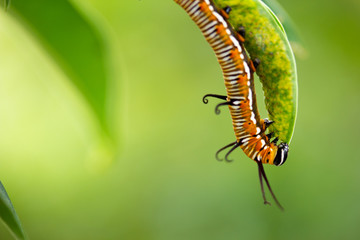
174;0;289;209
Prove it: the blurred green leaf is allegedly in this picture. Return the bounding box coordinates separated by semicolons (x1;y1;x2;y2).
1;0;10;10
8;0;113;138
0;182;26;240
5;0;10;10
214;0;298;144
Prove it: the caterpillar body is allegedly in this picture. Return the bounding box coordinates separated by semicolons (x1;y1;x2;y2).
174;0;289;209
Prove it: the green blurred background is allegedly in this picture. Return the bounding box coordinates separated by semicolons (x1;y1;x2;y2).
1;0;360;239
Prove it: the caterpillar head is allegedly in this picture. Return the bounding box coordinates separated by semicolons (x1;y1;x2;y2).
273;142;289;166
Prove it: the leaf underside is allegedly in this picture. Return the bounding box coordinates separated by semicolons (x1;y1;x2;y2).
214;0;298;144
261;0;305;57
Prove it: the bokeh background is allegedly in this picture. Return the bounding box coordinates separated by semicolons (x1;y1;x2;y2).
1;0;360;239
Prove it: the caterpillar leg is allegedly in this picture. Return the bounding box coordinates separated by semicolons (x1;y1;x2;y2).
215;141;237;161
253;58;260;70
266;132;274;139
264;118;274;129
203;94;227;104
237;26;246;42
221;6;232;19
237;26;245;38
249;58;261;72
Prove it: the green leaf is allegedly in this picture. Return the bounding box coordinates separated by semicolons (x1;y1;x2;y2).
261;0;306;57
0;182;26;240
8;0;114;139
213;0;298;144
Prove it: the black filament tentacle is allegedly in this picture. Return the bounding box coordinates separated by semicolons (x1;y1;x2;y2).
257;161;271;206
215;141;237;161
202;94;227;104
258;161;284;211
215;101;232;115
224;141;240;162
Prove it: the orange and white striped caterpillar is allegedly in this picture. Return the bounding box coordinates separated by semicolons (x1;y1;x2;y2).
174;0;289;209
